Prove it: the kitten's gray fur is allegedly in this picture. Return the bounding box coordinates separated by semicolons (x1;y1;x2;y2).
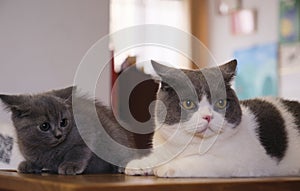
0;87;135;175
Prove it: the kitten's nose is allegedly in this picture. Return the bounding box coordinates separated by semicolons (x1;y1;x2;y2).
55;134;62;139
54;130;63;139
203;115;211;123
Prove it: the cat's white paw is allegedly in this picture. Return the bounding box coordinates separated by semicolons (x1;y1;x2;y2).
153;163;178;177
125;159;154;176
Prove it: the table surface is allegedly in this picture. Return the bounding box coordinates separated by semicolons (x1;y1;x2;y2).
0;170;300;191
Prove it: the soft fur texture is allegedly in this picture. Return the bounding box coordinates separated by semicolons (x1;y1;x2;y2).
125;60;300;177
0;87;135;175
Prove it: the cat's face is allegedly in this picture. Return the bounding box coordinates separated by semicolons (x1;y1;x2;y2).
152;60;242;141
0;87;74;148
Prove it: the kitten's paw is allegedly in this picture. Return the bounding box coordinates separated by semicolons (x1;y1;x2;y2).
58;162;85;175
18;161;42;174
125;159;153;176
153;164;178;178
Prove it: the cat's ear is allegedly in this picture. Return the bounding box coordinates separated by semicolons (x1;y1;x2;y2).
50;86;76;100
151;60;176;77
0;94;31;117
219;59;237;82
151;60;178;90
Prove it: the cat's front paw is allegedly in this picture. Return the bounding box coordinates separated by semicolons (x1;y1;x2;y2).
153;164;178;178
58;162;86;175
125;159;153;176
18;161;42;174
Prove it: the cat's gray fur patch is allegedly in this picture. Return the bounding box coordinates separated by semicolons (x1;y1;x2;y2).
241;99;288;161
281;99;300;133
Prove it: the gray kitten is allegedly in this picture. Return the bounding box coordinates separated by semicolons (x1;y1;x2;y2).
0;87;135;175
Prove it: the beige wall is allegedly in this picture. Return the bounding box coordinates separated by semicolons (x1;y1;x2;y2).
0;0;110;122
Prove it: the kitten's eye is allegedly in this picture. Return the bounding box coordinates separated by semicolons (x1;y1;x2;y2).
60;118;69;127
215;99;228;109
181;100;196;110
39;122;51;131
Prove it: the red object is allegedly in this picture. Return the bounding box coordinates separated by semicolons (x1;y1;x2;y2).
110;50;119;115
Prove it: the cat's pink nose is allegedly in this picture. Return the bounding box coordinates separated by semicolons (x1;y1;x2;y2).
203;116;211;123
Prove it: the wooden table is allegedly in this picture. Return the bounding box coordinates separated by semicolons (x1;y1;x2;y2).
0;170;299;191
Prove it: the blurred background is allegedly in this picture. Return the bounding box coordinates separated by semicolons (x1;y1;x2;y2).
1;0;299;104
109;0;299;101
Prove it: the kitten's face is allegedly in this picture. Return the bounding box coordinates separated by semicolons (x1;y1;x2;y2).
152;60;242;140
0;87;74;148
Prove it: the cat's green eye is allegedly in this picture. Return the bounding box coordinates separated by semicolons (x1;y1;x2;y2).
215;99;228;109
182;100;196;110
39;122;51;131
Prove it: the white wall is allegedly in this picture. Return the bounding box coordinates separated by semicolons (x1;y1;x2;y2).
0;0;110;122
208;0;279;64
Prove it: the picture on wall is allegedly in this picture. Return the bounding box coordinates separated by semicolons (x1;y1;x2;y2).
231;9;257;35
279;0;300;43
234;43;278;100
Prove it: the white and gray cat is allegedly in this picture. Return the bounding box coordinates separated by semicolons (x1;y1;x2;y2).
0;87;135;175
125;60;300;177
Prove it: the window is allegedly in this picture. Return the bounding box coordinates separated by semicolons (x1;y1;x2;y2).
110;0;191;74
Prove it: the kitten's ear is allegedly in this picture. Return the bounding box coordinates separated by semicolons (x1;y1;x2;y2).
51;86;76;100
0;94;31;117
0;94;25;107
219;59;237;82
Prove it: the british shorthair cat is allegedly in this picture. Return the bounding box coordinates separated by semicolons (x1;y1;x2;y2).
125;60;300;177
